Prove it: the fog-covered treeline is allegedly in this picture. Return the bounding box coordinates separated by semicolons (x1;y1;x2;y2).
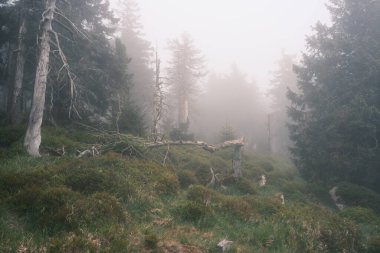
194;65;267;150
2;0;380;194
267;52;298;157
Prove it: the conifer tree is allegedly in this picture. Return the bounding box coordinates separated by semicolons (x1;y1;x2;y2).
167;33;205;130
288;0;380;191
267;52;297;157
118;0;154;126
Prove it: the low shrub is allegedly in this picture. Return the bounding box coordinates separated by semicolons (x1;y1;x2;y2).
367;236;380;253
177;169;198;188
260;161;274;172
0;125;25;147
155;173;179;195
72;192;126;228
236;178;256;195
102;225;129;252
273;205;362;252
176;201;214;226
187;185;212;204
48;233;100;253
64;167;110;194
217;196;255;221
0;168;54;195
192;167;211;185
248;196;281;217
337;182;380;214
221;174;236;186
340;207;380;225
144;231;158;249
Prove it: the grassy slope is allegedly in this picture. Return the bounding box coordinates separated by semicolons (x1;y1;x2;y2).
0;127;379;253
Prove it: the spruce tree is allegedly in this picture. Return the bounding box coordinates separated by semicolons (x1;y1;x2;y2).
288;0;380;191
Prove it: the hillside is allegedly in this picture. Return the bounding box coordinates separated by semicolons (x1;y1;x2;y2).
1;127;380;253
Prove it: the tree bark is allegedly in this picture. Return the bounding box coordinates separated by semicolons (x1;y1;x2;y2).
232;145;242;179
178;95;189;127
152;51;164;142
9;0;27;125
24;0;56;156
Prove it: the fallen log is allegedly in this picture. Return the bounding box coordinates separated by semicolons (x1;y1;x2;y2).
147;137;244;153
147;138;245;179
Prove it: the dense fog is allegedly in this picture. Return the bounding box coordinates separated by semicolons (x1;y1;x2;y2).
110;0;329;155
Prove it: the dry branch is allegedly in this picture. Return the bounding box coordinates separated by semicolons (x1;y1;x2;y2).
51;30;78;119
77;145;100;158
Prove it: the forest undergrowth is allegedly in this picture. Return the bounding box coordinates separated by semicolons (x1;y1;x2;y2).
0;126;379;253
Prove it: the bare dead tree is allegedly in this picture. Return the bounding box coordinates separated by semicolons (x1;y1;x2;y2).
24;0;88;156
152;50;164;142
24;0;56;156
51;29;78;119
115;94;122;134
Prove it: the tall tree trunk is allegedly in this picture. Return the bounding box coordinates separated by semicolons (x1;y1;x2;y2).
152;51;163;142
232;145;242;179
178;95;189;127
24;0;56;157
9;0;27;125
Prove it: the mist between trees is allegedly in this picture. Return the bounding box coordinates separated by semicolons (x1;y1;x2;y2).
1;0;380;192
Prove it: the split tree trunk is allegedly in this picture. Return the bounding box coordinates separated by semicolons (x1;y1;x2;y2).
24;0;56;156
9;0;27;125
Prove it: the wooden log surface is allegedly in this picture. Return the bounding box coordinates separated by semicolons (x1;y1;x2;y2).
147;137;244;153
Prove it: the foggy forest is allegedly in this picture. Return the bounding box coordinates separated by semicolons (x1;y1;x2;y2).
0;0;379;252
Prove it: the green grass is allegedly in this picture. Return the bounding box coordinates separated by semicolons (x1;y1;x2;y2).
0;126;378;252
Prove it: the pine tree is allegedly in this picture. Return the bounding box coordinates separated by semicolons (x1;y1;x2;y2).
267;52;297;157
167;33;205;129
288;0;380;191
118;0;154;127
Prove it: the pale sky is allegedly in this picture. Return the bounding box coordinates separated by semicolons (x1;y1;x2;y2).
116;0;330;89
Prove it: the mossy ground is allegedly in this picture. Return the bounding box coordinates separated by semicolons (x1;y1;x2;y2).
0;127;379;252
